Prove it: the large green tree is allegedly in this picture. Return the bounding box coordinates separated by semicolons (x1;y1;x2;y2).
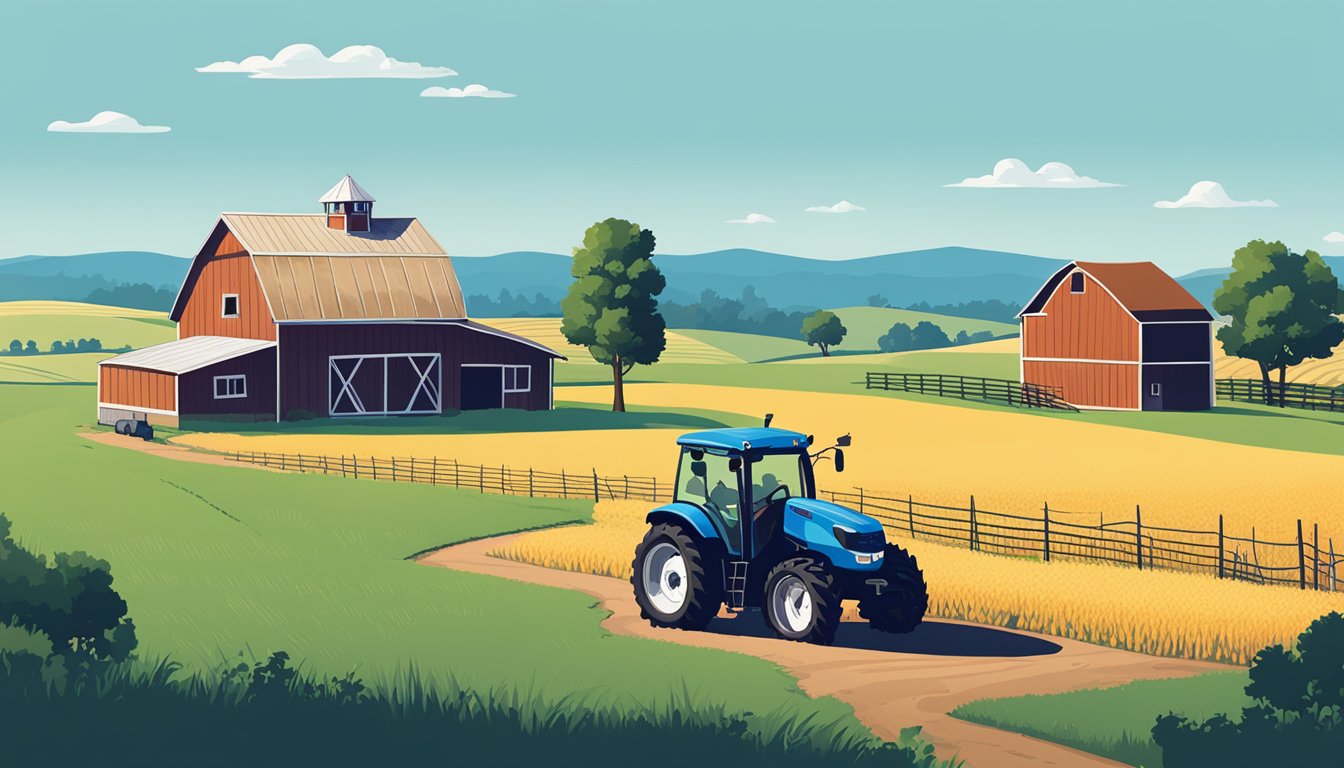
800;310;846;356
1213;240;1344;406
560;218;667;412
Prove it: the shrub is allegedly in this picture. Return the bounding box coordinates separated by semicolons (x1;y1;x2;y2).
878;322;914;352
1153;611;1344;767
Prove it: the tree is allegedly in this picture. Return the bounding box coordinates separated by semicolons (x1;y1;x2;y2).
878;322;914;352
50;340;64;353
24;340;36;354
7;340;19;354
560;218;667;412
910;321;951;350
800;311;846;356
1214;240;1344;406
867;294;889;308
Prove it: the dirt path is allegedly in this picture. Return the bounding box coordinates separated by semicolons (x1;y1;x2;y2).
420;535;1232;768
79;432;284;471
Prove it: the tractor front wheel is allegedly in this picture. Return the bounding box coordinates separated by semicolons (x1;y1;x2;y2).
631;523;722;630
858;544;929;634
762;557;842;645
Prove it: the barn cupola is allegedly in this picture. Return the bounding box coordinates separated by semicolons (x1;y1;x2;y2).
319;174;375;233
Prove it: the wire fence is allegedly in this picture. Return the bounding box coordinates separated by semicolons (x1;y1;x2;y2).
1216;378;1344;412
229;449;1343;592
864;372;1079;411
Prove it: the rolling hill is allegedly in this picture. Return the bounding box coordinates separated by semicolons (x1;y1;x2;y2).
828;307;1018;351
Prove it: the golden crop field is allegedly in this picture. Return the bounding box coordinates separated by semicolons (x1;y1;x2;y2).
176;382;1344;546
0;300;167;319
1215;337;1344;387
491;500;1344;665
475;318;744;365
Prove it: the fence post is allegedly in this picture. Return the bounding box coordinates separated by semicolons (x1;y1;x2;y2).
653;477;658;501
479;464;484;494
371;456;377;481
624;475;630;500
431;456;438;486
593;470;600;503
452;458;460;488
969;495;978;552
562;471;568;498
908;494;915;538
1297;518;1307;590
1332;539;1338;592
1314;522;1320;591
1217;514;1224;579
1135;505;1143;570
391;456;398;482
528;467;534;498
1042;502;1050;562
352;455;359;480
858;487;865;514
501;464;506;495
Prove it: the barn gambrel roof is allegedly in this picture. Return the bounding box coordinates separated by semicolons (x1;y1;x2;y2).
1020;261;1212;322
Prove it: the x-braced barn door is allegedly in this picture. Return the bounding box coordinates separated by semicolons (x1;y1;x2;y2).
329;354;441;416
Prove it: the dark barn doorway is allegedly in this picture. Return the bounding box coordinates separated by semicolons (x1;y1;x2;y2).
1142;364;1212;411
460;366;503;410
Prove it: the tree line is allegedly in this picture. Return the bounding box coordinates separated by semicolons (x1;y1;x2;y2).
868;294;1022;324
4;338;122;355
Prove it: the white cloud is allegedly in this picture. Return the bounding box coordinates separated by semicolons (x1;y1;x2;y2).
197;44;455;79
1324;231;1344;244
946;158;1120;188
1153;181;1277;209
804;200;866;213
47;111;170;134
420;84;515;99
726;213;777;224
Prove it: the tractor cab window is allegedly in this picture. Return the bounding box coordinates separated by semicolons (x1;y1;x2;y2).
676;448;743;554
748;452;807;514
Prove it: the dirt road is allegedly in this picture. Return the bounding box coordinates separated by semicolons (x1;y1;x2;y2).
420;535;1230;768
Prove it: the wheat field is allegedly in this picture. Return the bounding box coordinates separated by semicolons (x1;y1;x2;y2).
491;501;1344;665
475;318;744;365
1214;336;1344;386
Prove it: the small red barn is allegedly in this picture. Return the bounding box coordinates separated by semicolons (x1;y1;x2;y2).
98;176;562;427
1019;261;1213;411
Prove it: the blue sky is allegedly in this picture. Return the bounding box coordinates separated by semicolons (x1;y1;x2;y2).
3;0;1340;273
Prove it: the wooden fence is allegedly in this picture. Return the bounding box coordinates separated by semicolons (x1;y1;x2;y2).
864;372;1078;411
229;450;1342;592
1216;378;1344;412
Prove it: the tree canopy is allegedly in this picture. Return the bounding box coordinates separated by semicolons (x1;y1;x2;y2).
800;310;846;356
878;322;914;352
1214;240;1344;405
560;218;667;411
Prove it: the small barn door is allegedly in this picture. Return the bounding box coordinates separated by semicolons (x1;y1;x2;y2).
329;354;441;416
460;365;504;410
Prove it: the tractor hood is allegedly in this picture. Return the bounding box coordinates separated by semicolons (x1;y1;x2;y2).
784;498;884;534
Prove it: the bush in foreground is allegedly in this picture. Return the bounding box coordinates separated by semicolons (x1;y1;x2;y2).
1154;611;1344;767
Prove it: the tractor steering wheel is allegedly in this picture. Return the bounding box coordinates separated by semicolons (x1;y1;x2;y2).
754;484;791;517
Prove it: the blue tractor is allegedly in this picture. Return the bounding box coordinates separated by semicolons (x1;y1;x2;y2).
632;417;928;645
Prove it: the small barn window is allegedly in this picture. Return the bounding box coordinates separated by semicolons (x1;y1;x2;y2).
353;202;368;213
1070;273;1085;293
214;375;246;399
504;365;531;393
221;294;239;318
1150;383;1161;397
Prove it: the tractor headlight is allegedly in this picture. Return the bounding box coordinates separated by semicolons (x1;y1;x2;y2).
833;526;886;555
833;525;857;550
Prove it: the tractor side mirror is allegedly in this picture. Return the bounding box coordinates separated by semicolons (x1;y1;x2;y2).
834;449;845;473
837;434;851;447
728;457;742;472
691;460;707;478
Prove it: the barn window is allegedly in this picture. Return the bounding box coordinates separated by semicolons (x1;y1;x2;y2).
504;365;531;393
1070;273;1085;293
214;375;246;399
221;294;240;318
1150;383;1161;397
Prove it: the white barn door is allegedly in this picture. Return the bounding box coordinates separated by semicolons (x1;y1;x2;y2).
329;354;441;416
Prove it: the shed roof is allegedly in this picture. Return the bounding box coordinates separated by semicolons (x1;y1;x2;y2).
318;174;376;203
1020;261;1212;321
98;336;275;375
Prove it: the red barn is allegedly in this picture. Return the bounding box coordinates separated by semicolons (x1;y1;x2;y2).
98;176;562;427
1019;261;1213;411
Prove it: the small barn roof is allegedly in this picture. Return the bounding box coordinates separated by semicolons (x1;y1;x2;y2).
1020;261;1212;321
98;336;275;375
220;214;443;255
318;174;376;203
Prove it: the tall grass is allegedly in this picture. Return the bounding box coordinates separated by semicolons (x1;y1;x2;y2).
0;650;953;767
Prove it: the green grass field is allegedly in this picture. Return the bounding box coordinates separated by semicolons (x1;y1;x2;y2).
828;306;1018;350
951;673;1250;767
674;328;813;362
0;302;174;351
0;352;111;383
0;382;880;749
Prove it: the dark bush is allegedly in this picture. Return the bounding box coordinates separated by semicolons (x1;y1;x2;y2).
1153;611;1344;767
878;322;914;352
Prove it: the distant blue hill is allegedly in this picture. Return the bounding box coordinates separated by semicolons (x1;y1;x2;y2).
0;251;189;288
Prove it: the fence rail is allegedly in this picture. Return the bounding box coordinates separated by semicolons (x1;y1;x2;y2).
864;372;1079;411
1216;378;1344;412
229;449;1342;592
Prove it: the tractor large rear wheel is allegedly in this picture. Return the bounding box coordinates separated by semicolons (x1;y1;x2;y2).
762;557;842;645
631;523;722;631
858;544;928;634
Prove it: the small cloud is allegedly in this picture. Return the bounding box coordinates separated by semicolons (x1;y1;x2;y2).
420;84;515;99
726;213;777;224
1153;181;1277;209
197;44;455;79
804;200;866;213
1324;231;1344;244
946;158;1120;188
47;111;170;134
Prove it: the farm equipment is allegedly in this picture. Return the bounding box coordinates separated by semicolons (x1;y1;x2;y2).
632;416;928;645
114;418;154;442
